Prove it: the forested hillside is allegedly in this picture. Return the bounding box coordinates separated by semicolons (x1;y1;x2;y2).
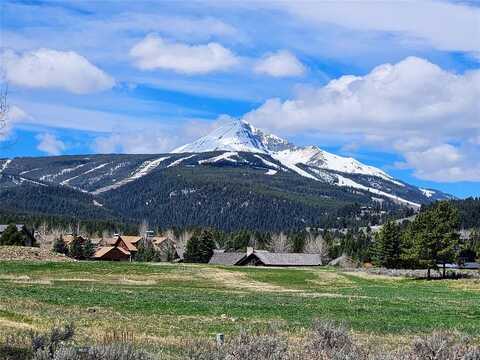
452;197;480;229
0;152;450;232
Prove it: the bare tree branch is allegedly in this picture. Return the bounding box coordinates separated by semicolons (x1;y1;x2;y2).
0;79;8;136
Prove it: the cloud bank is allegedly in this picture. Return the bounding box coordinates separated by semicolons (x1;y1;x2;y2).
244;56;480;182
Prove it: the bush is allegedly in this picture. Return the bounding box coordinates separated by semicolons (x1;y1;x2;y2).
44;344;153;360
184;326;288;360
30;323;75;358
29;323;152;360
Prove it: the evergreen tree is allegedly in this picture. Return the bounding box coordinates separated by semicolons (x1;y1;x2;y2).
52;235;67;254
68;237;85;260
0;224;25;246
402;201;460;278
184;229;216;263
136;239;162;262
228;230;250;251
82;239;95;259
470;229;480;260
290;231;306;253
373;220;402;268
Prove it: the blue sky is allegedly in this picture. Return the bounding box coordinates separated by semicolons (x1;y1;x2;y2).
1;0;479;197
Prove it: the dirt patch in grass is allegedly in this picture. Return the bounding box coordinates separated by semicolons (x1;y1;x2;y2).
447;279;480;292
344;271;406;281
199;268;301;293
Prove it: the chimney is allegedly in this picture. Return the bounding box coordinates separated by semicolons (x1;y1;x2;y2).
246;246;254;256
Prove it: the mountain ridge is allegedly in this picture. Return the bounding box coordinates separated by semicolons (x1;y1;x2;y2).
0;120;453;231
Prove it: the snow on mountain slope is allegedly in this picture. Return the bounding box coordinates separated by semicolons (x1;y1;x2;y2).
198;152;239;164
335;174;420;207
0;159;12;174
169;119;449;207
92;156;169;194
173;119;395;181
272;146;394;180
420;188;435;198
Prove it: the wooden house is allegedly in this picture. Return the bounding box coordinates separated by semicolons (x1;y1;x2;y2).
93;246;131;261
93;235;137;261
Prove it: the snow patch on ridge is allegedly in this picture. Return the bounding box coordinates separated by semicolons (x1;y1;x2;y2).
0;159;12;174
92;157;169;195
271;152;319;180
336;174;420;208
60;162;112;186
420;188;435;198
40;163;87;182
198;152;239;164
253;154;281;169
167;155;196;168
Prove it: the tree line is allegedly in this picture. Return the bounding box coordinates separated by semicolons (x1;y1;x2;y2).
373;201;478;278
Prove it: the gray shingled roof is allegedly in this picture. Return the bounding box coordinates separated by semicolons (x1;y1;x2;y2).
209;252;246;265
253;252;322;266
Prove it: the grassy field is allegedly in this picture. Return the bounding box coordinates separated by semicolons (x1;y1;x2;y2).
1;261;480;355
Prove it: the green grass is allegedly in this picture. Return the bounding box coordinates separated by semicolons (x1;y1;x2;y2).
0;261;479;350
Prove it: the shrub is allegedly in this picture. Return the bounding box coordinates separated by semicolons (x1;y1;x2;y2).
305;320;361;358
29;324;152;360
30;323;75;359
184;326;288;360
408;332;480;360
46;344;153;360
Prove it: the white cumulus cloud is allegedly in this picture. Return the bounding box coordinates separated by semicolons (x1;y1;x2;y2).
254;50;306;77
130;34;239;74
36;133;66;155
3;48;115;94
243;56;480;182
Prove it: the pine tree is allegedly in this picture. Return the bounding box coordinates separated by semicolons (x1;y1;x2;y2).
229;230;250;251
68;237;85;260
82;239;95;259
52;235;67;254
184;229;216;263
373;220;402;268
0;224;25;246
290;231;306;253
403;201;460;278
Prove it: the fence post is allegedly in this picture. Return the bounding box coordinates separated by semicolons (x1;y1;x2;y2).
216;333;225;346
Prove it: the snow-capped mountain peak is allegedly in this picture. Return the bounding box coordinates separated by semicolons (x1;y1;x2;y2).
172;119;393;180
172;120;269;154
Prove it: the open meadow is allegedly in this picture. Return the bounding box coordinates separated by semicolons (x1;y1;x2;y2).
1;261;480;357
